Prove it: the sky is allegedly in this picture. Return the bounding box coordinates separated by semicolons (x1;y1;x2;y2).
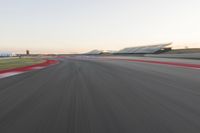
0;0;200;54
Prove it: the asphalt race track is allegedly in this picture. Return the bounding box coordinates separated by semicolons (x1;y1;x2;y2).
0;57;200;133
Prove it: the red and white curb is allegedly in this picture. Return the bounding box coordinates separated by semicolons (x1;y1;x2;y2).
82;56;200;70
0;60;59;79
117;59;200;69
0;72;24;79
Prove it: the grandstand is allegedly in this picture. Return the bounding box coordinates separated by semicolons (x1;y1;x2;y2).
85;43;172;55
85;50;103;55
116;43;172;54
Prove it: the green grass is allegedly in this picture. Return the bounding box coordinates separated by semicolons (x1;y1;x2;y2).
0;58;44;70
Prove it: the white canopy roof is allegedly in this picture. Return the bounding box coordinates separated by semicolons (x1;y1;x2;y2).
117;43;172;54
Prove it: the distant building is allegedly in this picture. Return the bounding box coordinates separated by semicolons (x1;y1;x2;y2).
115;43;172;54
26;50;30;55
85;50;117;55
0;51;16;57
85;43;172;55
85;50;103;55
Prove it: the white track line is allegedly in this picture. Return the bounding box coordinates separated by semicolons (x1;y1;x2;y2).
0;67;46;79
0;72;24;79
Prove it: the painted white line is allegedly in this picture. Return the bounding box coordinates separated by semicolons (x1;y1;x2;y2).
31;66;45;70
0;72;24;79
0;67;44;79
0;67;45;79
192;68;200;70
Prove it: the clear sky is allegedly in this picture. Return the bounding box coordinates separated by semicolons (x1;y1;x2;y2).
0;0;200;54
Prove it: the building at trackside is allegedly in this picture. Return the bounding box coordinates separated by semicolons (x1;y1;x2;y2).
0;51;16;57
115;43;172;54
85;43;172;55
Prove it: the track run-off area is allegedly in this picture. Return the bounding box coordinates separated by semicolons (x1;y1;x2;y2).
0;56;200;133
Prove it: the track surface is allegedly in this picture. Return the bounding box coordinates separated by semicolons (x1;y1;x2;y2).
0;57;200;133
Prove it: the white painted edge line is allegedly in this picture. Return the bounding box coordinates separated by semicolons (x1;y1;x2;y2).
0;72;24;79
31;66;45;70
0;67;46;79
